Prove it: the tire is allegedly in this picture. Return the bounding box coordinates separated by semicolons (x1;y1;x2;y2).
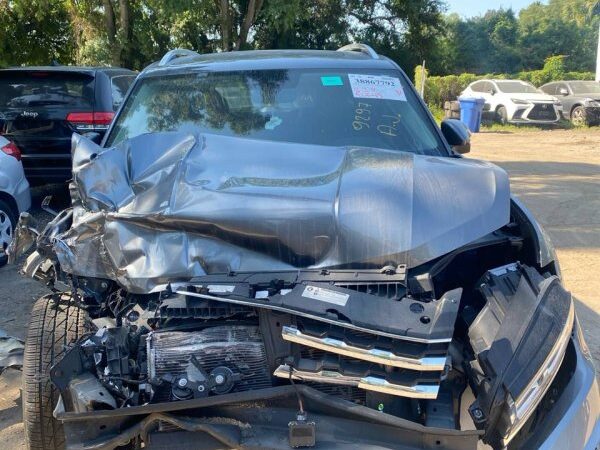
0;198;17;267
22;293;92;450
496;106;508;125
571;106;588;127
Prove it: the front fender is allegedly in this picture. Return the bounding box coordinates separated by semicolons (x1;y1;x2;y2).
510;196;561;278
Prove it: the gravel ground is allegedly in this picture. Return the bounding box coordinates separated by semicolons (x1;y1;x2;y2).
470;128;600;367
0;128;598;447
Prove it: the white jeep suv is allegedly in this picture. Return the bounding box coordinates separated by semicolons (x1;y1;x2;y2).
462;79;562;125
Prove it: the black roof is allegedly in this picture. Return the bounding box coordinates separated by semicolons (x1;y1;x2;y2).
142;49;399;76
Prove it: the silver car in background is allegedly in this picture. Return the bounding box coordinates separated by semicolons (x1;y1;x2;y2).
0;135;30;266
540;80;600;126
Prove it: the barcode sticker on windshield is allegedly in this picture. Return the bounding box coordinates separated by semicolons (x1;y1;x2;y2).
348;74;406;101
302;285;349;306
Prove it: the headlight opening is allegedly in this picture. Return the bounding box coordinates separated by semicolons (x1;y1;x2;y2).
503;298;575;445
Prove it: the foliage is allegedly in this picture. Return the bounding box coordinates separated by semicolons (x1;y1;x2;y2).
438;0;599;75
0;0;597;76
439;9;521;74
0;0;74;67
0;0;447;70
414;64;428;97
350;0;447;73
517;0;598;72
253;0;350;50
418;56;596;108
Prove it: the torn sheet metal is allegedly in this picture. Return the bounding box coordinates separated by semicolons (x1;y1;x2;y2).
47;132;509;293
0;329;24;373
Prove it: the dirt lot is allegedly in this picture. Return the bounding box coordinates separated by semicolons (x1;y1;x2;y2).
0;128;598;448
470;128;600;368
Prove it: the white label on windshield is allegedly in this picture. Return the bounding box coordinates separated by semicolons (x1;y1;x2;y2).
302;285;349;306
348;74;407;101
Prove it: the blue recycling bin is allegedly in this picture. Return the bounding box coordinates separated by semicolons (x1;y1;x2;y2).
458;97;485;132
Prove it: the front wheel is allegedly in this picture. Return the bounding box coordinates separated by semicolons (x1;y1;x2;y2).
0;198;17;267
496;106;508;125
22;293;92;450
571;106;588;127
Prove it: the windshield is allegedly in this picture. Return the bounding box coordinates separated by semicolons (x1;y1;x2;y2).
0;71;94;109
496;81;539;94
570;81;600;95
106;69;445;155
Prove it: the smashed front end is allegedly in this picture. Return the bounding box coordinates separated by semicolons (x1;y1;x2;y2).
12;132;590;449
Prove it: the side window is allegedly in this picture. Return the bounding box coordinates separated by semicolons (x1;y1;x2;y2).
556;83;568;95
470;81;485;93
541;84;556;95
111;75;136;110
481;81;494;94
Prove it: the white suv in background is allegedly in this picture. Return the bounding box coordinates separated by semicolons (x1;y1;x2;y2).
462;79;562;125
0;135;31;266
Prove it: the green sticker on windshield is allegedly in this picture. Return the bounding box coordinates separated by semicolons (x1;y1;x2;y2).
321;76;343;86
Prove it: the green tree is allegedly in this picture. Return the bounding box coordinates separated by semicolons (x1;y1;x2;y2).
0;0;446;72
436;0;599;75
518;0;598;72
0;0;75;67
438;9;520;75
347;0;446;73
67;0;167;69
253;0;349;50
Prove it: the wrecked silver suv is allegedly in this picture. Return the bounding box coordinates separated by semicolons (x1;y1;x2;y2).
10;46;599;450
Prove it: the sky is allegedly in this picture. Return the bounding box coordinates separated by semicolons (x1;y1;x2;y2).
446;0;549;18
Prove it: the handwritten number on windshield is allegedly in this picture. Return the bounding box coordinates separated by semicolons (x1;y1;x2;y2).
352;102;372;130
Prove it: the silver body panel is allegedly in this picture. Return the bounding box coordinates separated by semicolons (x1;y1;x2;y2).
528;332;600;450
52;132;510;293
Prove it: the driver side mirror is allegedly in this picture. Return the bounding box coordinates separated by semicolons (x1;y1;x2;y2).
559;88;569;96
441;119;471;154
488;88;496;96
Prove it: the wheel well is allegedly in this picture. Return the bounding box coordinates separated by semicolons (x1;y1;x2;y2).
570;104;583;116
0;191;19;217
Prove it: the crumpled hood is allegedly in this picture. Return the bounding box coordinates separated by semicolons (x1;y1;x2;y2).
56;132;510;293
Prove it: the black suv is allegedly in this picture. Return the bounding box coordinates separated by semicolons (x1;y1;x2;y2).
0;66;136;184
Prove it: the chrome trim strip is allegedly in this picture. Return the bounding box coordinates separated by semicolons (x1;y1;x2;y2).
177;289;452;344
281;326;446;371
358;377;439;399
274;365;358;386
274;365;439;399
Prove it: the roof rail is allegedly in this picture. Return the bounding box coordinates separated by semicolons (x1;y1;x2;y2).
337;43;379;59
158;48;200;67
